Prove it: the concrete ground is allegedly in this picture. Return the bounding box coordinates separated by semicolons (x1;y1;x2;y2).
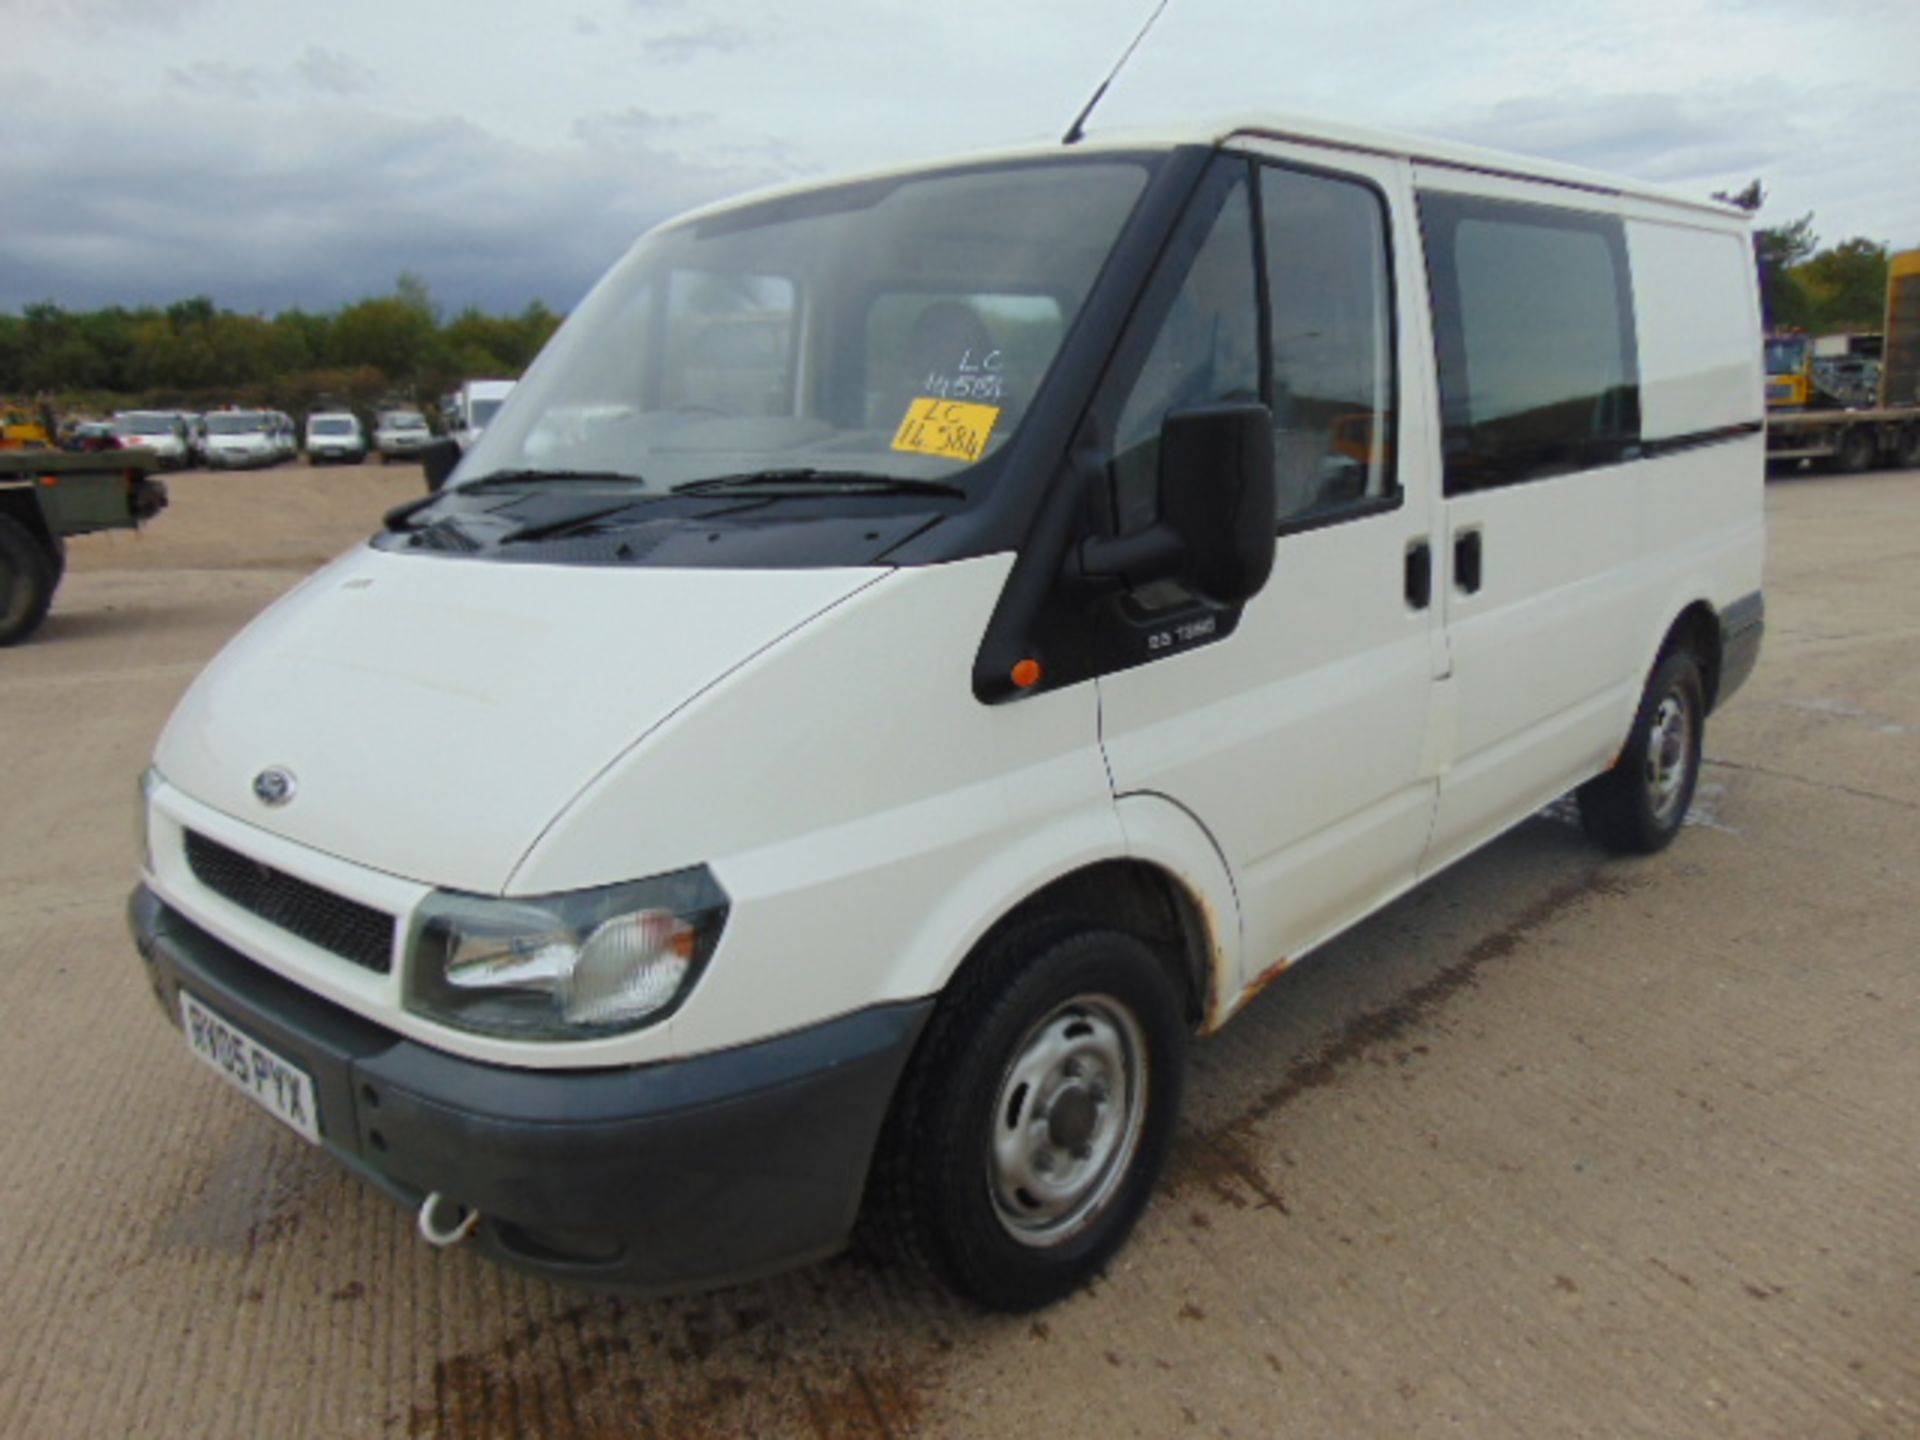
1;461;1915;1439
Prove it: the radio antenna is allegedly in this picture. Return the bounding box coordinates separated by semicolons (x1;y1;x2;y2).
1062;0;1174;146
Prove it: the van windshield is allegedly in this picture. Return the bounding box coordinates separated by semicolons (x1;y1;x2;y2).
208;413;268;434
456;157;1153;498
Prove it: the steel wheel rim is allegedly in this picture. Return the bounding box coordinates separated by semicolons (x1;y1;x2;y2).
987;994;1149;1248
1645;691;1692;824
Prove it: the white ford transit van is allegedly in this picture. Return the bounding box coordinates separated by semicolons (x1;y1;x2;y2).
130;114;1764;1311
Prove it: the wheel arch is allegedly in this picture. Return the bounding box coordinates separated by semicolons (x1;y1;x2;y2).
1656;599;1724;712
953;858;1221;1032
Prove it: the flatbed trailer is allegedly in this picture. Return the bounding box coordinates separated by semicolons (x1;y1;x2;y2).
1766;248;1920;475
1766;406;1920;474
0;449;167;645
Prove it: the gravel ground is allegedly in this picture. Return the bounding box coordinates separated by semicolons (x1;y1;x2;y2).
2;460;1916;1439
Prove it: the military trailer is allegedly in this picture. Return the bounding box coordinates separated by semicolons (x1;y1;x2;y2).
0;450;168;645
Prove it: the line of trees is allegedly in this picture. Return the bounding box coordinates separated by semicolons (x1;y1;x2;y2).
0;273;562;417
1715;180;1899;335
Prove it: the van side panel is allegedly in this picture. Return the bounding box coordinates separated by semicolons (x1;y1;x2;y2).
1414;173;1645;869
1411;173;1762;876
1622;213;1766;713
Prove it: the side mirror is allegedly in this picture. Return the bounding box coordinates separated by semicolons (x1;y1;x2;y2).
421;438;461;493
1159;402;1276;605
1073;402;1276;606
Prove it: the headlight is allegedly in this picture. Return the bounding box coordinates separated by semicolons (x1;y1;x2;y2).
404;867;729;1040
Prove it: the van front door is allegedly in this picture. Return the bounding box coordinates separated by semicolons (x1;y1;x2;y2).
1093;145;1444;994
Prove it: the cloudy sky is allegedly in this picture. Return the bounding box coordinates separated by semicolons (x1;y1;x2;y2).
5;0;1914;316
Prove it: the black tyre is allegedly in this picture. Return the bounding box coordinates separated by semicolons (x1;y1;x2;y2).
0;514;57;647
1831;425;1876;474
869;923;1188;1311
1577;650;1705;854
1894;425;1920;472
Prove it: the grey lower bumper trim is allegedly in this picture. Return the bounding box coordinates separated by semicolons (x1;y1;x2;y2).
1717;589;1764;711
129;885;933;1294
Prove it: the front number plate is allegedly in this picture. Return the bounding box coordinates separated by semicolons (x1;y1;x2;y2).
180;991;321;1144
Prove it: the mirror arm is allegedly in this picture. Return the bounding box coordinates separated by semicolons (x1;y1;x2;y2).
1067;524;1185;597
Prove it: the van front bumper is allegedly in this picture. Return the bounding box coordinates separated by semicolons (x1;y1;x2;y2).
128;885;931;1294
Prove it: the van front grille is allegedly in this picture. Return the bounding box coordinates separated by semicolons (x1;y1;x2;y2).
184;830;394;975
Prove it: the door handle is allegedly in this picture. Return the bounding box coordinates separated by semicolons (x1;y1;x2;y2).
1454;530;1483;595
1404;540;1432;610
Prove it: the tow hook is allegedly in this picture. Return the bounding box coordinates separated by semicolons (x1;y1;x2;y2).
417;1192;481;1248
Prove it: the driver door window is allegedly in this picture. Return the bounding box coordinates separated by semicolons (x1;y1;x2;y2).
1110;177;1259;534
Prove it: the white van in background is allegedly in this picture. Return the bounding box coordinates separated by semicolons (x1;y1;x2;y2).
304;411;368;466
130;114;1764;1312
446;378;515;451
110;411;191;469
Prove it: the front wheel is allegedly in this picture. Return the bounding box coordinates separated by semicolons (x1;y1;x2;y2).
869;925;1187;1311
1577;650;1705;854
0;515;57;646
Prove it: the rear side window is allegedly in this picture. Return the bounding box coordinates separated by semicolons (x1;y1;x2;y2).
1421;193;1640;494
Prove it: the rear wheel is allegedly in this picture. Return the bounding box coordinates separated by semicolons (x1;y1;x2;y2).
0;515;57;646
1831;425;1876;474
1894;424;1920;471
1578;650;1704;854
869;923;1187;1311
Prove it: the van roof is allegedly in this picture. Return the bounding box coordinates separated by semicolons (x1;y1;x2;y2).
667;110;1745;231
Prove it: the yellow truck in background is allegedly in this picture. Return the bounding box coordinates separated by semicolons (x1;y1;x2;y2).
1767;248;1920;473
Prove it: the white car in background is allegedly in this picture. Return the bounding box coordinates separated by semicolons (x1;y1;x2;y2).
373;409;433;463
202;411;282;469
305;412;368;465
110;411;190;469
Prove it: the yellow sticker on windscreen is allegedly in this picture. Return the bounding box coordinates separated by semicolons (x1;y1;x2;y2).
891;398;1000;463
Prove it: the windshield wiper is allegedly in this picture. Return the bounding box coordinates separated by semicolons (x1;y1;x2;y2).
456;468;651;493
502;500;661;544
670;468;965;498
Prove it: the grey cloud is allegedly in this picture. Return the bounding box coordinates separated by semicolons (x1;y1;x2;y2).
0;102;793;314
1423;82;1920;246
642;22;751;63
23;0;211;29
1428;91;1783;185
295;46;376;98
572;107;717;149
166;61;265;102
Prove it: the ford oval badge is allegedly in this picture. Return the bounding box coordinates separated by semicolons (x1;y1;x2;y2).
253;767;297;807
